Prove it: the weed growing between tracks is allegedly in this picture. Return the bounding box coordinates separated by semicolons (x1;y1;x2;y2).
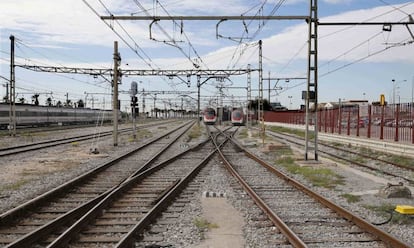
193;217;219;239
341;193;362;203
129;128;153;141
238;128;248;139
363;204;414;225
273;146;344;189
187;124;203;141
267;125;315;140
0;179;29;192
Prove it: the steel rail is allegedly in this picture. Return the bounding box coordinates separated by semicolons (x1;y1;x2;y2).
47;130;227;247
264;129;414;184
228;135;412;248
0;121;192;225
115;126;237;247
214;128;307;248
0;120;177;156
2;121;195;247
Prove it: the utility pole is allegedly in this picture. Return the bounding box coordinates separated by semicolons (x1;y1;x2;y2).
258;40;264;145
142;88;146;120
247;64;251;128
9;35;16;136
113;41;120;146
305;0;318;160
153;93;157;118
268;71;271;102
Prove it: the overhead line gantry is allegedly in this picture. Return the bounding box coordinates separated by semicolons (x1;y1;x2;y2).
15;64;257;77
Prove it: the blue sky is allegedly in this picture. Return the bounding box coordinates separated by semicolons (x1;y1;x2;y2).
1;0;414;111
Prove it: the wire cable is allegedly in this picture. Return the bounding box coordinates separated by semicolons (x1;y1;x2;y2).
83;0;158;70
155;0;209;69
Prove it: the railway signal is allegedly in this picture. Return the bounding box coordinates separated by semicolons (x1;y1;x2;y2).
130;81;138;140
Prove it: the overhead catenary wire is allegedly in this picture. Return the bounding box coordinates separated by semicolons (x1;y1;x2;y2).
8;37;113;102
276;35;413;97
83;0;158;70
378;0;412;16
131;0;204;69
272;2;414;96
14;44;112;90
226;0;287;69
319;1;414;40
154;0;209;70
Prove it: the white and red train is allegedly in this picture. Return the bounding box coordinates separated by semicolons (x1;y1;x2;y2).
231;108;245;126
203;107;245;126
202;107;217;125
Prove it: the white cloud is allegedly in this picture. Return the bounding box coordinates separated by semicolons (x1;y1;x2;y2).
2;0;413;71
323;0;352;4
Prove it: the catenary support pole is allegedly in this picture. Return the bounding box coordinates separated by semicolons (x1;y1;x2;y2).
113;41;119;146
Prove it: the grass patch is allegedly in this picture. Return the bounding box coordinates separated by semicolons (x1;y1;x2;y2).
349;155;366;164
276;157;344;189
267;125;315;140
187;125;202;140
387;154;414;168
0;179;29;192
71;141;79;147
349;146;414;169
237;128;248;139
341;193;361;203
363;204;414;225
273;147;294;157
193;217;218;239
134;128;152;139
194;217;219;230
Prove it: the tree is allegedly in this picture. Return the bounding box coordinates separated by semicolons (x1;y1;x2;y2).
248;99;273;111
64;99;72;107
77;99;85;108
56;100;62;107
31;94;40;106
18;97;25;104
46;97;52;106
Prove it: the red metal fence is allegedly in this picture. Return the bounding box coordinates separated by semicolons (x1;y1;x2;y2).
264;103;414;144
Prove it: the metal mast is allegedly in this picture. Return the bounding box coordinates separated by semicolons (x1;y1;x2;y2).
9;35;16;136
247;64;251;128
258;40;264;144
113;41;120;146
305;0;318;160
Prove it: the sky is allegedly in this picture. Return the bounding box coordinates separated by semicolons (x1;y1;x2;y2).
1;0;414;112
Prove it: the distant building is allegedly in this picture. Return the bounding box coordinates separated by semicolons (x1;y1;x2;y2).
270;102;287;111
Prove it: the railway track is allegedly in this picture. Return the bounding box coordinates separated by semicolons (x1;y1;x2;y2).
0;120;195;247
0;120;179;157
214;127;411;247
1;125;235;247
263;128;414;185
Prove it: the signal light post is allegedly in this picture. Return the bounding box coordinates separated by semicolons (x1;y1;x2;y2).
130;81;138;140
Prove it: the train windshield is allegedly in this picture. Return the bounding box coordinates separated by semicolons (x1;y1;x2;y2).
232;112;242;118
205;109;215;117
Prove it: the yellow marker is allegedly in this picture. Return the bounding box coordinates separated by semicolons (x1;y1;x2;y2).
380;94;385;106
395;205;414;215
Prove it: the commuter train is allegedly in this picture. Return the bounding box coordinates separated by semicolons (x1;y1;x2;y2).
0;103;120;129
203;107;217;125
231;108;245;126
